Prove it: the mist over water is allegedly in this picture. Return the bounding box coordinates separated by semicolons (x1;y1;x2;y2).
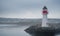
0;24;60;36
0;24;30;36
0;18;60;36
0;23;60;36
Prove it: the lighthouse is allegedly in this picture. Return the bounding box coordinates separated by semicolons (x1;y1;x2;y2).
24;6;60;36
42;6;48;27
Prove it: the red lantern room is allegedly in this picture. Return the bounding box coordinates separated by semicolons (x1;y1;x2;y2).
42;6;48;15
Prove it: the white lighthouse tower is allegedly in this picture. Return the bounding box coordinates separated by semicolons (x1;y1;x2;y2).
42;6;48;27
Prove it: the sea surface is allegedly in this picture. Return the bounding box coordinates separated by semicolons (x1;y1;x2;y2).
0;24;60;36
0;18;60;36
0;24;30;36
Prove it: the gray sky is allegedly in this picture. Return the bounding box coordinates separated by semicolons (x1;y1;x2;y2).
0;0;60;18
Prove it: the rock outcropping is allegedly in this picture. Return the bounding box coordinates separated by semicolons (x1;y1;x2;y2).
24;24;60;36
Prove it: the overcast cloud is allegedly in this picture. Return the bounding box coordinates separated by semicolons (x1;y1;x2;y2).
0;0;60;18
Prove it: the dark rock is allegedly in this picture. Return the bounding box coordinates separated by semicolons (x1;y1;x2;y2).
24;24;60;36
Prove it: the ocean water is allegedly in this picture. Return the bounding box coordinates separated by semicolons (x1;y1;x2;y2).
0;24;60;36
0;18;60;36
0;24;30;36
